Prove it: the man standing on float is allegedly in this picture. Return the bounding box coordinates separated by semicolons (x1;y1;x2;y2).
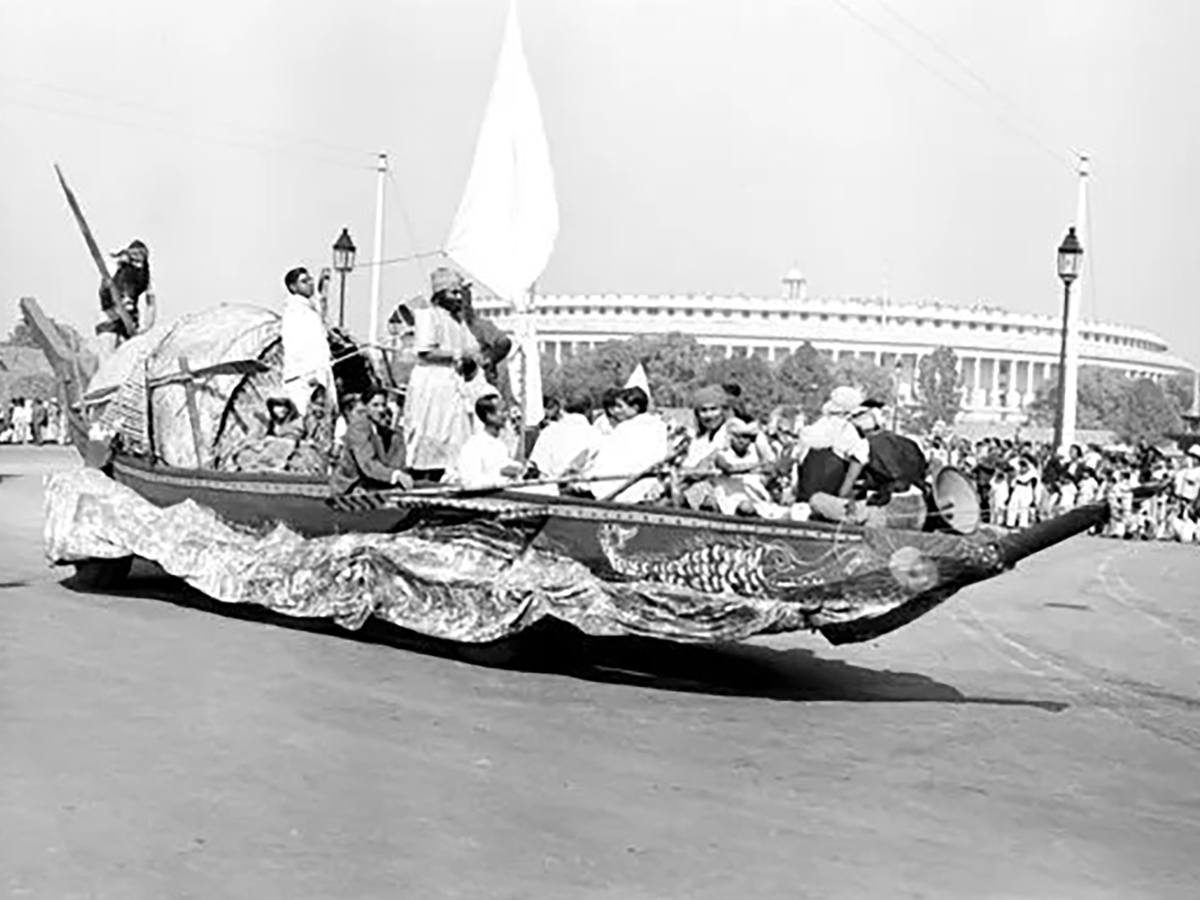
281;266;336;417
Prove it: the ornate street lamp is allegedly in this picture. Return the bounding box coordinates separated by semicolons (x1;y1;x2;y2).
332;228;357;329
1052;226;1083;451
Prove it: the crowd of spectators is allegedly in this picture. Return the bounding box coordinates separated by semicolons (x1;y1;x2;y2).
921;434;1200;542
0;397;67;446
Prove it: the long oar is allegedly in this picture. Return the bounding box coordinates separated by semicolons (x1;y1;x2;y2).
598;441;691;502
53;163;137;338
326;469;651;511
403;469;647;498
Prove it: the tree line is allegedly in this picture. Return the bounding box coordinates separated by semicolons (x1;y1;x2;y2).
540;334;966;431
541;332;1196;444
1026;367;1194;445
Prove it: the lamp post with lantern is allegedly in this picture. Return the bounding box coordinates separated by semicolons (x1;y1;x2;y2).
332;228;357;330
1052;226;1084;452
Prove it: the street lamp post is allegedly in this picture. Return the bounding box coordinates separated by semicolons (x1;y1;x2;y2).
332;228;357;329
1052;226;1084;452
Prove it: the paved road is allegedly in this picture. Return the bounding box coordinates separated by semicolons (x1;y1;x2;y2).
2;446;1198;899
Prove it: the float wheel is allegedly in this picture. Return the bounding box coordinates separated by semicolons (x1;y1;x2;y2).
72;557;134;590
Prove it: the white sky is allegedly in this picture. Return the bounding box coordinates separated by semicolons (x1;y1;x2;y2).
1;0;1196;367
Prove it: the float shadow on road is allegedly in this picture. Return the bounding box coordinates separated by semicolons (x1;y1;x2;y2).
61;563;1066;712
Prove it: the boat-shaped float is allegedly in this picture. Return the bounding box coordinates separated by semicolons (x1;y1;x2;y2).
25;297;1109;651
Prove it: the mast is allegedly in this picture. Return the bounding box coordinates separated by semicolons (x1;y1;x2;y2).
368;152;388;347
1059;153;1088;452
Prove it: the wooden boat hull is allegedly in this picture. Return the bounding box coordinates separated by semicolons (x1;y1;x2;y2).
105;453;1111;644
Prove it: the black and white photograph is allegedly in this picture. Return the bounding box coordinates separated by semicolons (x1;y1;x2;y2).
1;1;1198;897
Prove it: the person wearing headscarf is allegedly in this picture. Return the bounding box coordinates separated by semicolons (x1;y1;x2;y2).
848;399;927;506
402;267;493;479
97;239;156;355
711;418;776;516
799;385;875;524
682;384;732;468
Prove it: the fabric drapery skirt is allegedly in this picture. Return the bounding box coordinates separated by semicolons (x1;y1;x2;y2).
403;363;491;471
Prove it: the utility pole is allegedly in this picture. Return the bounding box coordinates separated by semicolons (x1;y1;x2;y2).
367;152;388;348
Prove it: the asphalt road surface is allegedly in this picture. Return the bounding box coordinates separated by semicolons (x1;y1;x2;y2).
2;446;1198;899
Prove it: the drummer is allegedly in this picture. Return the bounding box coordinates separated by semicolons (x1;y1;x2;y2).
849;399;927;507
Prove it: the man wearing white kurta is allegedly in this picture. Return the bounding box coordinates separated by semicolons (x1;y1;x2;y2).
281;266;335;416
452;394;524;488
530;395;600;479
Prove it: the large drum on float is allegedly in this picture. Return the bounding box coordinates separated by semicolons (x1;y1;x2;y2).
925;466;982;535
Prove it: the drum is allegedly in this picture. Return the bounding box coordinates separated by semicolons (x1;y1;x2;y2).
925;466;982;535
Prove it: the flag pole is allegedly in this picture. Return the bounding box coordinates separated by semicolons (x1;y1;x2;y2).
367;152;388;348
515;281;536;461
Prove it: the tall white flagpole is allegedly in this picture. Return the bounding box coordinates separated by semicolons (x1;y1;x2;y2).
368;152;388;347
1060;153;1088;452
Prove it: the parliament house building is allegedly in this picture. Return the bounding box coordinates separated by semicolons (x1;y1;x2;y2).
474;268;1190;424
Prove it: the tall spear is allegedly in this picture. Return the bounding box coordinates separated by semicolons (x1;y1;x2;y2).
53;163;136;337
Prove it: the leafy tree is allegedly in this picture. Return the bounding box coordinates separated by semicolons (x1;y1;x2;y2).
914;346;962;431
635;333;710;407
701;354;779;421
1026;366;1183;443
829;356;896;406
3;318;42;349
0;372;57;402
542;344;629;408
1113;378;1180;444
1164;371;1196;418
4;309;89;352
542;333;710;409
775;343;833;421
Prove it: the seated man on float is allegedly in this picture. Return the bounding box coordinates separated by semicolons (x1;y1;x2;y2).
674;384;732;510
330;387;413;493
848;399;928;524
797;385;876;525
583;386;671;503
451;394;528;489
711;418;777;516
529;392;599;482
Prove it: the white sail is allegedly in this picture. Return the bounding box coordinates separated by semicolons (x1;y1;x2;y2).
445;0;558;427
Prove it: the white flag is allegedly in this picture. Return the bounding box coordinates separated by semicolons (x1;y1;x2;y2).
446;0;556;427
625;363;651;404
445;0;558;305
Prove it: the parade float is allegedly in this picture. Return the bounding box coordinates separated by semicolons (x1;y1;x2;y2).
24;3;1111;659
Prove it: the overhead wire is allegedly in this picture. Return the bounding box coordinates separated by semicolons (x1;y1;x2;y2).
0;90;376;171
353;249;444;269
385;167;439;281
868;0;1081;166
823;0;1077;172
1;75;376;162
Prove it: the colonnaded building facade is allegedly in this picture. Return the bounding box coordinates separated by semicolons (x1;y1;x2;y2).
474;268;1191;425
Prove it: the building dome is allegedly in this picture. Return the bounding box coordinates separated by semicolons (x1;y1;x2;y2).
782;265;807;300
